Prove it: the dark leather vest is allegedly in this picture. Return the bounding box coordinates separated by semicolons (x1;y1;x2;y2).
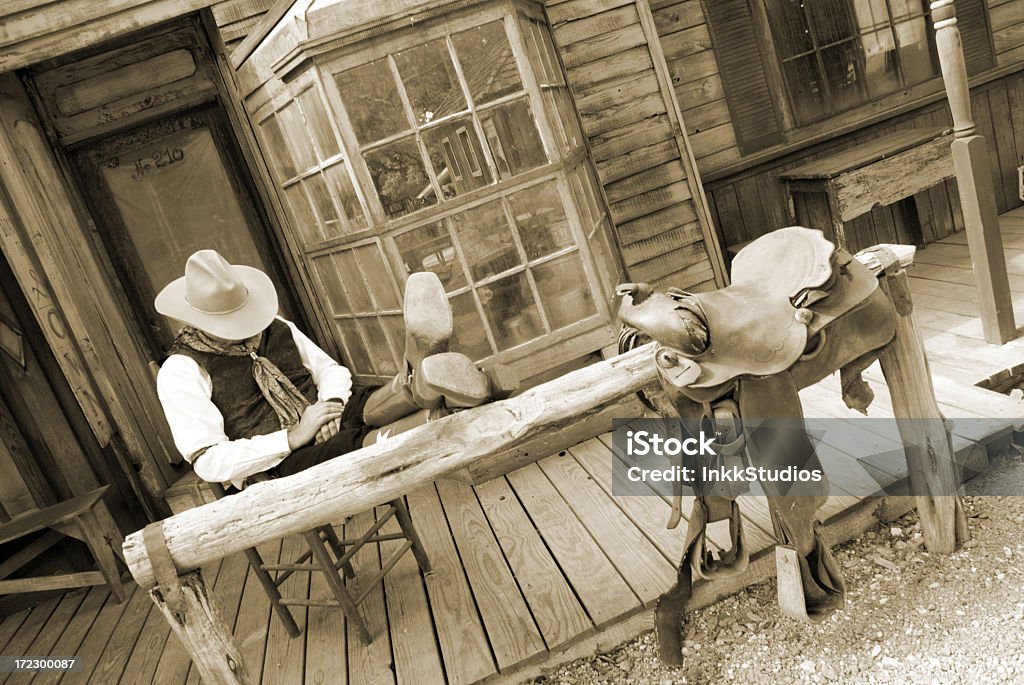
171;319;318;439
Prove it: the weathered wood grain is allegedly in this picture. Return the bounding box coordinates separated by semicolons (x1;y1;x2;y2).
475;476;594;648
345;512;396;685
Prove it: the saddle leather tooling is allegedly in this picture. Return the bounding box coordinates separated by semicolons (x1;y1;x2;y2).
617;227;897;666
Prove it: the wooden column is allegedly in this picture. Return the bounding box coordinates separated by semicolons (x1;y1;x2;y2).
877;268;969;554
931;0;1017;343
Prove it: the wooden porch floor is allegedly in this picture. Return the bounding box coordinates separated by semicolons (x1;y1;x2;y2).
2;211;1024;685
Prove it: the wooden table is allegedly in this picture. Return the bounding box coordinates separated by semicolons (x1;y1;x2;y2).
780;127;955;250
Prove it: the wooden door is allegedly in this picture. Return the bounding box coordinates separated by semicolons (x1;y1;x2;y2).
70;104;301;359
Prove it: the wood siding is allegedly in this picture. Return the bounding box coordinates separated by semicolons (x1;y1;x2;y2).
546;0;725;291
209;0;278;53
704;71;1024;252
653;0;1024;250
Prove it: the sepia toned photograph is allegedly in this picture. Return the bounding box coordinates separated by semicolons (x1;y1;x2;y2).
0;0;1021;683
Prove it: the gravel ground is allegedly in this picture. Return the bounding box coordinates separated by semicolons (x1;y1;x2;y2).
540;445;1024;685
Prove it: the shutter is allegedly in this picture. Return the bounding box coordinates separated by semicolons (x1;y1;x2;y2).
700;0;783;154
955;0;995;76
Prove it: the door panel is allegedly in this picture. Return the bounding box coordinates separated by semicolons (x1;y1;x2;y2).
71;105;300;357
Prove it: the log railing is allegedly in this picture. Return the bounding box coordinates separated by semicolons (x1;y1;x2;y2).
123;249;968;683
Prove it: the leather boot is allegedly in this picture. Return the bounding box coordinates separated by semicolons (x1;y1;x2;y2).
412;352;491;409
363;272;453;427
362;407;450;447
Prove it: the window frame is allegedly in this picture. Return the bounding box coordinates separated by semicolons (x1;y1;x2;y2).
764;0;941;126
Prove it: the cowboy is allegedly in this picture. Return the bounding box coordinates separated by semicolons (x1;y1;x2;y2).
154;249;497;489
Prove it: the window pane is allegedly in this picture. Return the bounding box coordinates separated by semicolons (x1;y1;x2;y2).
765;0;813;57
337;322;373;375
277;101;317;173
380;315;406;366
450;290;492;360
890;0;923;21
312;254;351;316
323;161;367;231
259;115;296;179
358;317;399;375
481;272;542;350
821;40;866;112
533;253;595;330
304;173;338;233
896;17;936;84
394;39;467;126
352;244;400;310
364;136;436;218
527;20;564;87
335;59;409;144
284;183;319;243
422;117;493;199
297;87;340;160
450;201;521;281
782;54;828;122
508;182;572;260
336;250;374;312
809;0;860;45
861;28;902;98
452;22;523;104
480;98;547;178
545;88;581;151
393;221;468;292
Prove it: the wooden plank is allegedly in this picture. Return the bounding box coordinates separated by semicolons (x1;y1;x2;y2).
506;463;640;625
569;437;691;558
676;74;725;110
610;180;693;225
302;524;346;685
0;572;105;595
665;50;718;86
474;477;593;649
604;160;688;204
58;584;133;684
0;609;30;654
554;4;639;46
615;205;700;245
0;598;61;685
4;591;87;685
345;511;396;685
991;1;1024;34
683;98;730;136
653;1;705;36
261;535;310;684
987;85;1020;208
659;23;712;62
576;72;662;117
566;45;652;92
560;23;648;69
211;0;276;26
436;478;546;670
580;89;666;138
378;511;444;685
589;114;675;162
621;224;703;265
548;0;635;25
595;138;679;185
73;580;152;685
629;239;709;281
30;587;111;685
406;484;495;685
228;539;284;685
688;121;738;158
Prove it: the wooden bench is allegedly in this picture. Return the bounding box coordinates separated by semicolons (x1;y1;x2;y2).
779;127;955;251
0;486;126;600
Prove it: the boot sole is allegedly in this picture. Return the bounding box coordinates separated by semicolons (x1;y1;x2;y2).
404;272;453;367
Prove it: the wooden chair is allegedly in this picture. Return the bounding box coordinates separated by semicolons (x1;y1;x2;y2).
207;479;430;643
0;486;126;601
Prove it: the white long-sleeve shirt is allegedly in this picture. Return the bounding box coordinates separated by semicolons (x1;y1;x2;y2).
156;317;352;487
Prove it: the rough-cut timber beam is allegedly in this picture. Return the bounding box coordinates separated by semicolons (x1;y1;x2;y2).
123;342;659;590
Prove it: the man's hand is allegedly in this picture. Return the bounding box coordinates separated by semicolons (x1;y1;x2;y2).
315;416;342;445
287;401;345;450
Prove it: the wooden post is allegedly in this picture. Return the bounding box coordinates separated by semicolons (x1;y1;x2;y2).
931;0;1017;343
877;268;969;553
144;523;250;684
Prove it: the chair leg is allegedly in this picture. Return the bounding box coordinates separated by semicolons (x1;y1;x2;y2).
243;546;300;639
392;498;431;573
319;525;355;579
302;531;371;644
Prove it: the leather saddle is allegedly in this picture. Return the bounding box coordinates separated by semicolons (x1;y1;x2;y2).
618;227;879;393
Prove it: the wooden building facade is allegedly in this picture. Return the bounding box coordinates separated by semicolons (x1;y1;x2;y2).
0;0;1020;597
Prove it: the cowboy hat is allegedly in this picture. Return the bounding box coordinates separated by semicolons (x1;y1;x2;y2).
155;249;278;340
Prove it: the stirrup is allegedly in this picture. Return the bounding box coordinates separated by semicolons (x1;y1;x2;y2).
686;499;749;581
